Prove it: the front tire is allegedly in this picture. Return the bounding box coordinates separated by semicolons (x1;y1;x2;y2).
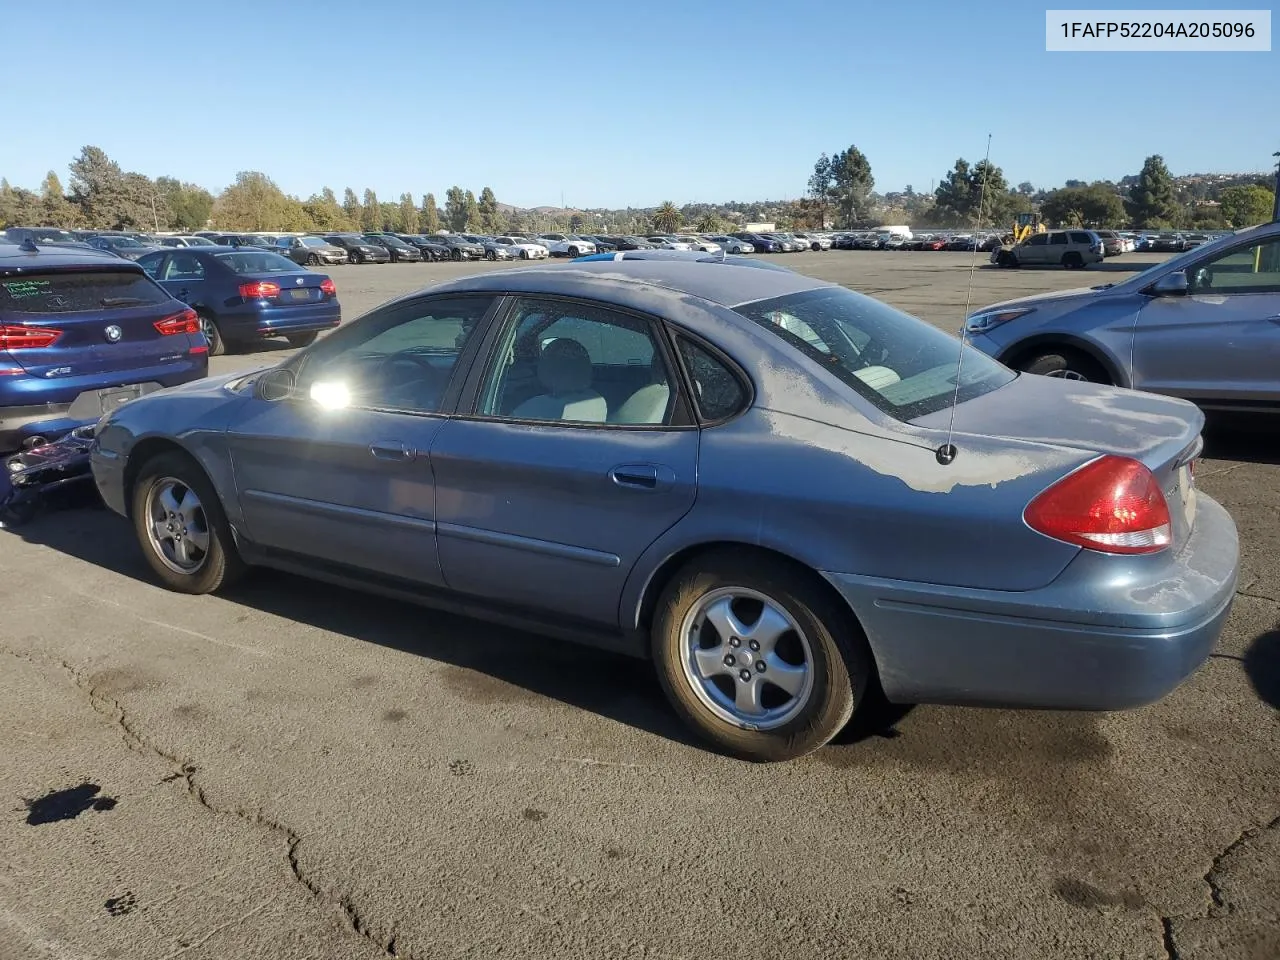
131;452;245;595
1019;348;1109;384
651;550;870;762
306;254;320;265
567;246;580;257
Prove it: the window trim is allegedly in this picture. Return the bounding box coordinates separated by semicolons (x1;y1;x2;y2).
1176;237;1280;297
287;292;500;418
454;293;696;431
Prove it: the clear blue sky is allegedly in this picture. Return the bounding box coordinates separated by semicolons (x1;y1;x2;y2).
1;1;1274;208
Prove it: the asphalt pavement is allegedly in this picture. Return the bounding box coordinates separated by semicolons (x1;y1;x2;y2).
1;251;1276;960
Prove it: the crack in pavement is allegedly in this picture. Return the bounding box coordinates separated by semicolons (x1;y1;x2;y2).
2;648;407;960
1158;814;1280;960
1235;589;1280;605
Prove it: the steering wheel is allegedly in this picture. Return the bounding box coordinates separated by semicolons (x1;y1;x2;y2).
375;352;442;403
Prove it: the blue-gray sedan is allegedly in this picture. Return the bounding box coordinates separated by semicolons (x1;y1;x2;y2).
90;259;1239;761
966;221;1280;412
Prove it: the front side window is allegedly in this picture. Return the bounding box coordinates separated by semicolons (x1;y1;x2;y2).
1187;238;1280;295
1025;234;1048;247
735;286;1014;420
478;298;672;425
296;297;493;414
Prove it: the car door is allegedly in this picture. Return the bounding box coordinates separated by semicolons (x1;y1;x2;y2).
1017;232;1050;265
1132;236;1280;406
224;294;497;586
157;251;208;305
430;295;699;627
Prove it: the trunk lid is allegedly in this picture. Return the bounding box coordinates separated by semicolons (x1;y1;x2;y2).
238;270;329;306
913;374;1202;548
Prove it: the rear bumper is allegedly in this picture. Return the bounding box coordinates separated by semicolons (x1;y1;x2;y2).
823;493;1238;710
1;379;180;451
220;302;342;339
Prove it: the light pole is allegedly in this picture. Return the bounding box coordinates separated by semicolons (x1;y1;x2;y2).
1273;152;1280;222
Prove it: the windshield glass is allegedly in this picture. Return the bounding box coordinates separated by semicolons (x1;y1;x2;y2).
735;287;1015;420
301;237;327;247
215;251;304;275
108;237;144;248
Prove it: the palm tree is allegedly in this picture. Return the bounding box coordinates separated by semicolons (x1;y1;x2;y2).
696;213;724;233
652;201;681;234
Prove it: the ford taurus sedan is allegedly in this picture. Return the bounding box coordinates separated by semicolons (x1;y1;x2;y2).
966;221;1280;412
91;260;1237;761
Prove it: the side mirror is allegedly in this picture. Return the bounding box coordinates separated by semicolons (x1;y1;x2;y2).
256;367;295;402
1150;272;1189;296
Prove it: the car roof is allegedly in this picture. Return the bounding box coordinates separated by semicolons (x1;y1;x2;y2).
429;258;831;308
0;241;145;271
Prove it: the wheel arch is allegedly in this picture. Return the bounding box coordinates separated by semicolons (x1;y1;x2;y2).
631;540;870;657
996;333;1129;388
122;437;208;519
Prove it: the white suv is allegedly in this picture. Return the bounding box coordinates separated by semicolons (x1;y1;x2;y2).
996;229;1105;269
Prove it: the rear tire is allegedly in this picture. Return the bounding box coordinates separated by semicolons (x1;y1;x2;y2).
196;312;225;357
130;452;246;595
285;332;318;348
1019;348;1109;384
651;549;871;762
1062;252;1084;269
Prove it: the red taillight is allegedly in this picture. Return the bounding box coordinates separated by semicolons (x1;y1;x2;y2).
0;324;62;350
239;280;281;299
1024;455;1171;554
320;278;336;296
154;308;200;336
189;344;209;355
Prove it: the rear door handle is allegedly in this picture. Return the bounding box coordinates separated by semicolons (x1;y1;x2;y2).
609;463;670;491
370;441;413;462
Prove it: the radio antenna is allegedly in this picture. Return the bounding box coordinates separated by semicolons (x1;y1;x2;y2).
935;132;993;466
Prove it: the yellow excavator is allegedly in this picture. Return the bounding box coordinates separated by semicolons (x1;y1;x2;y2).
1009;212;1047;244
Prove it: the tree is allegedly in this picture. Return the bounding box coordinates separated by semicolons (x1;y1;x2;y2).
932;158;1020;227
302;187;347;232
361;189;380;231
444;186;467;231
213;171;295;230
652;201;681;233
1218;185;1275;228
39;172;77;227
807;153;833;223
569;213;586;232
156;177;213;231
697;212;726;233
68;145;130;228
342;188;362;230
828;145;874;226
1017;181;1036;197
0;179;41;228
1126;155;1181;227
395;193;418;234
477;187;501;233
420;193;441;233
1039;184;1126;228
463;190;481;232
504;209;528;234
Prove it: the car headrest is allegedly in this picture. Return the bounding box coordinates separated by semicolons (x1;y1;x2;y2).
538;339;593;395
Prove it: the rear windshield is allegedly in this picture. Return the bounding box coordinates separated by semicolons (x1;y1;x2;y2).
735;286;1015;420
214;252;304;275
0;270;170;314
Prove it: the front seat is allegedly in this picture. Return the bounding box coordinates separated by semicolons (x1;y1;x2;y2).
511;338;607;422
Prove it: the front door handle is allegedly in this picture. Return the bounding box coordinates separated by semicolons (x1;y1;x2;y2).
610;463;673;491
370;441;413;462
1266;315;1280;324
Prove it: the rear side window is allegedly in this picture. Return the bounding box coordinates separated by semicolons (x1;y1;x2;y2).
1049;233;1068;245
1069;232;1093;244
214;252;302;275
0;270;170;314
676;336;748;421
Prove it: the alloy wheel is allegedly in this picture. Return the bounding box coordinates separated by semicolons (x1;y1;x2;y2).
679;586;814;730
144;477;211;575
